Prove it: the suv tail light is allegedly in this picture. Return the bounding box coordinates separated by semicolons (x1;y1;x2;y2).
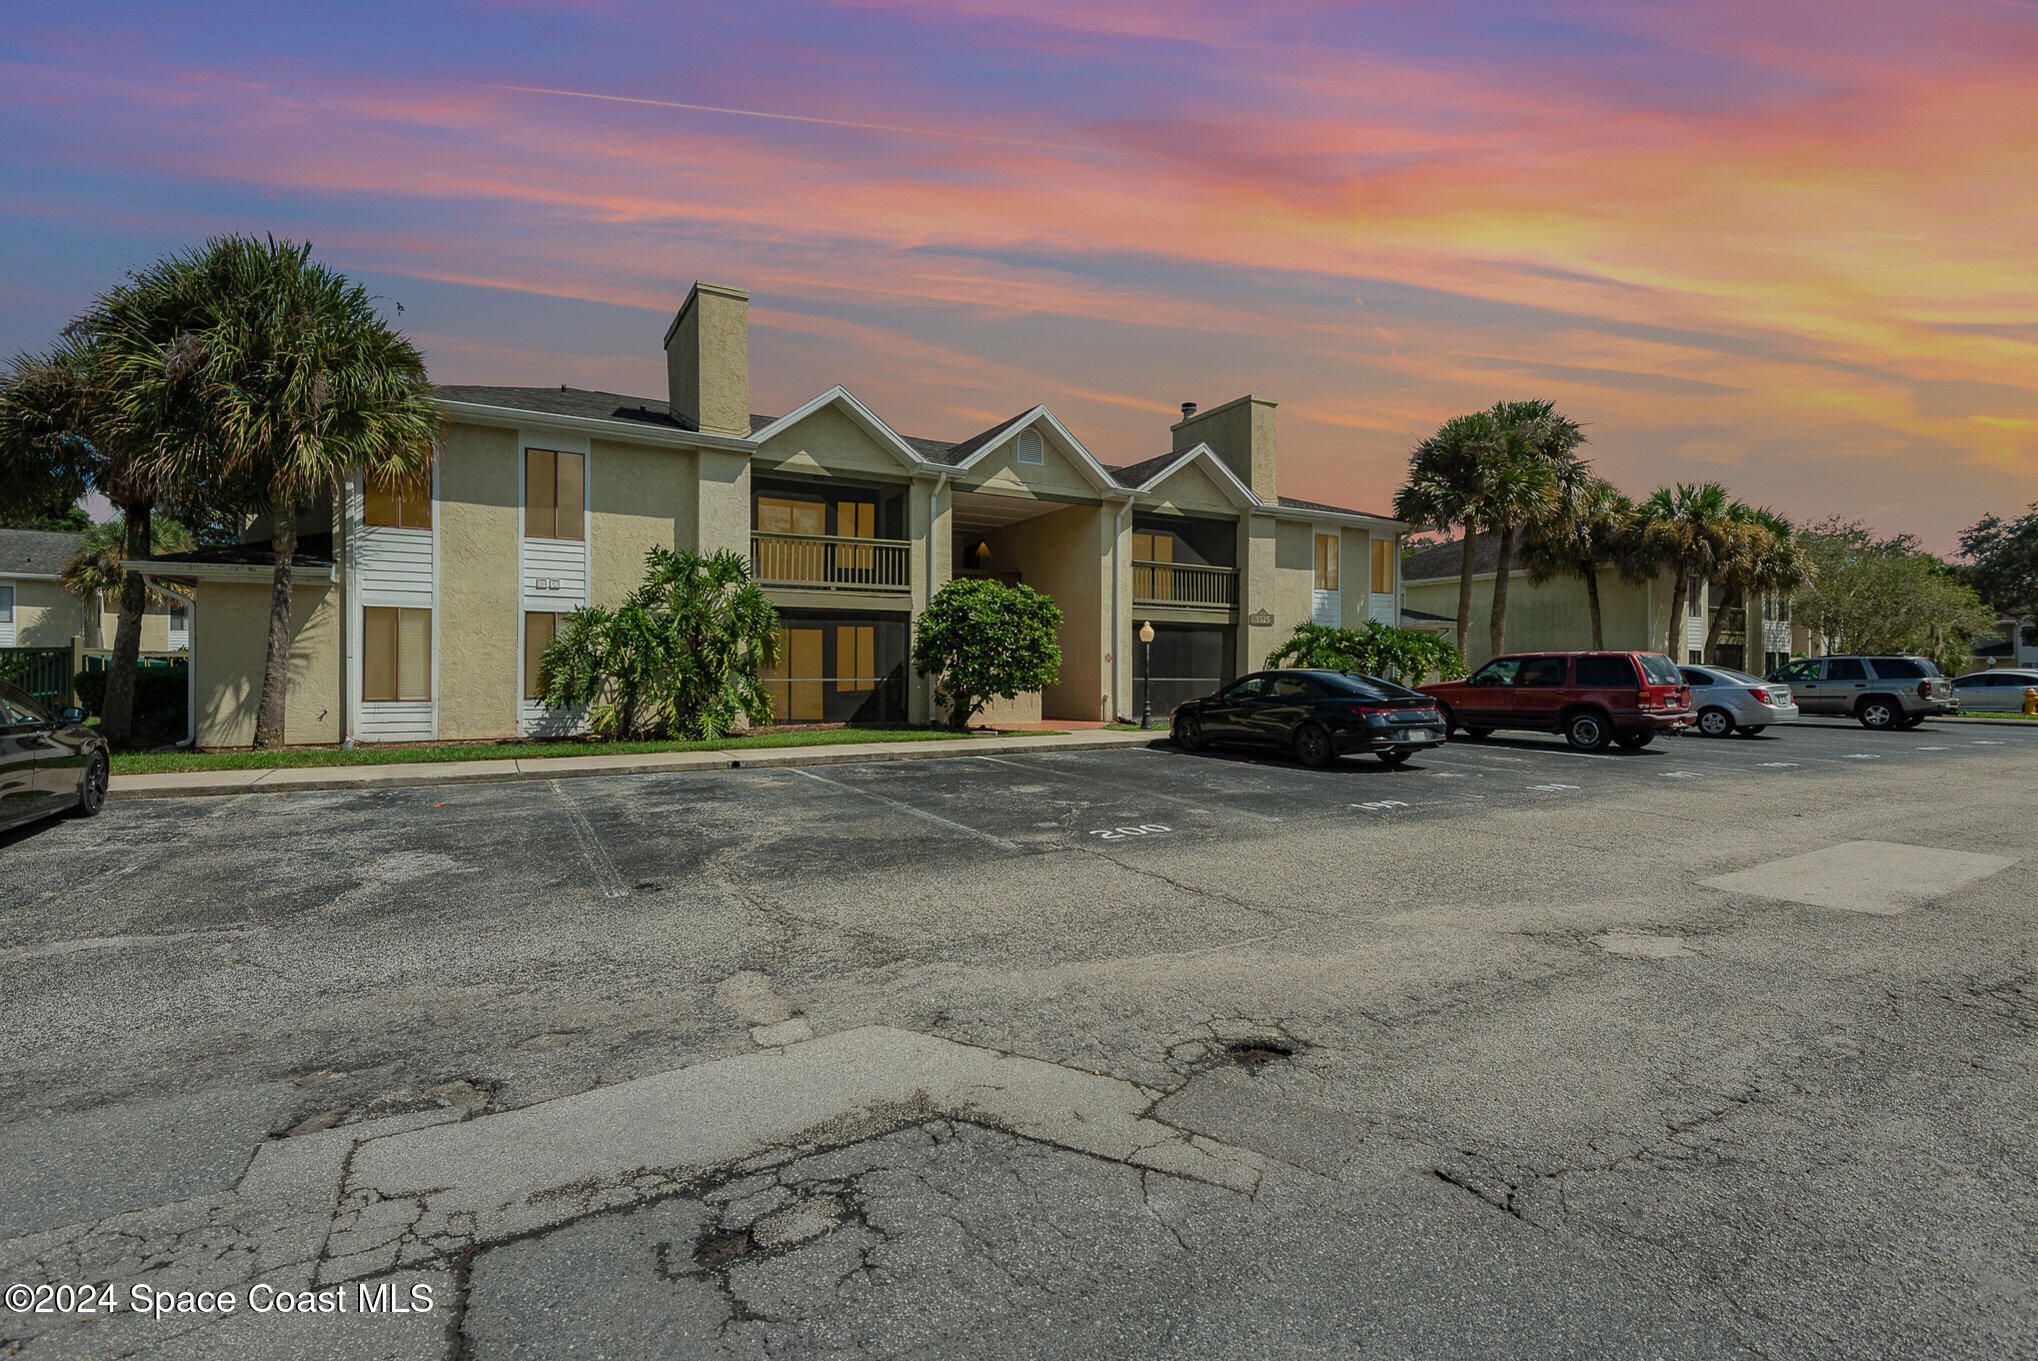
1636;688;1651;708
1917;680;1931;699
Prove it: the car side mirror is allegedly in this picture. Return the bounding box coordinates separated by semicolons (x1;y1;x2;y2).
57;706;88;724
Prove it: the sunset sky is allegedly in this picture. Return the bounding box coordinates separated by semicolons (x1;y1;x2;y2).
3;1;2033;550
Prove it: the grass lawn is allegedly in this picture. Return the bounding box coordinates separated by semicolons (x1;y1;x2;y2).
112;727;979;775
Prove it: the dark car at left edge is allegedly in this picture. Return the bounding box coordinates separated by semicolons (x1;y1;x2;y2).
0;680;110;834
1169;669;1447;766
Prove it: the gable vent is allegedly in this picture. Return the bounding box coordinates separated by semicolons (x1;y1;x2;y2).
1016;428;1045;465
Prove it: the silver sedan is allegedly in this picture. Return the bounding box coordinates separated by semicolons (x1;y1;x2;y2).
1680;665;1802;737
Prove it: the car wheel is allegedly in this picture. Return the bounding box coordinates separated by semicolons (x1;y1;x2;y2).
1464;727;1493;740
1172;713;1204;752
1614;731;1655;749
1435;703;1457;735
1378;749;1413;766
1293;723;1336;768
1740;725;1767;736
1858;699;1897;730
71;750;110;818
1696;706;1735;738
1897;715;1925;730
1564;711;1612;751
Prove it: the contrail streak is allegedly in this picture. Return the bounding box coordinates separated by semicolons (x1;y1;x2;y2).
497;85;1095;153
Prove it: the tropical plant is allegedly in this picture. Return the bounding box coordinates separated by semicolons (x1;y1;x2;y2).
1393;412;1501;658
539;547;780;740
58;518;193;644
0;319;190;743
1480;399;1584;658
1632;482;1743;659
1695;508;1812;665
1517;475;1636;650
94;235;438;748
1266;621;1466;685
1794;519;1997;673
912;578;1062;728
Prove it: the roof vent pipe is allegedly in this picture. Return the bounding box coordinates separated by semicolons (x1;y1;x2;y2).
1180;402;1197;421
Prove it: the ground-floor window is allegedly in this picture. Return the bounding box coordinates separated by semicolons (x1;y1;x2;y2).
363;606;431;702
524;612;562;700
761;611;907;723
1140;624;1234;718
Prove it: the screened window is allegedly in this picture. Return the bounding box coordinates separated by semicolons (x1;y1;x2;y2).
1314;533;1339;592
525;449;585;541
836;625;875;692
363;607;431;702
0;584;13;624
1016;428;1044;465
1688;588;1704;617
524;612;562;701
1131;531;1175;562
1370;538;1394;593
169;604;188;630
1577;656;1640;687
761;627;824;721
364;469;433;529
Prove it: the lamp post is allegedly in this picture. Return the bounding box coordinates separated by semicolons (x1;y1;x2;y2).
1139;620;1155;729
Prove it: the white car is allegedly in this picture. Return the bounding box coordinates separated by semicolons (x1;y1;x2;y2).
1951;669;2038;713
1680;665;1801;737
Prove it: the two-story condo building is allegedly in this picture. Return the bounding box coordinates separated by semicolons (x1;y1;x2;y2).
130;282;1409;747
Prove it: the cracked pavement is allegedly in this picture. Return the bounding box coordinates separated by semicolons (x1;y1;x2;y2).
2;719;2035;1358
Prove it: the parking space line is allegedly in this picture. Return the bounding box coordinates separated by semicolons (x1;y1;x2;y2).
549;781;629;899
974;754;1284;823
790;767;1021;851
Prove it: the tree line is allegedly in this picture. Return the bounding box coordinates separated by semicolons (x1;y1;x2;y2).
1391;402;2007;673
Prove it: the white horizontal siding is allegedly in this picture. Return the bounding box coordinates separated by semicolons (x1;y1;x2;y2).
520;701;588;739
522;538;589;613
358;700;433;741
1312;589;1340;627
1369;592;1396;625
356;525;433;606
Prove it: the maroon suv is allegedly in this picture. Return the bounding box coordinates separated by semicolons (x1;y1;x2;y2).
1420;651;1694;751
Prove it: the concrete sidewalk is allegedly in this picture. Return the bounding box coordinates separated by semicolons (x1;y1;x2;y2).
109;728;1164;800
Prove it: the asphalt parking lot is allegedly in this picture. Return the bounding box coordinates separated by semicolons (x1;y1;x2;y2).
3;717;2035;1359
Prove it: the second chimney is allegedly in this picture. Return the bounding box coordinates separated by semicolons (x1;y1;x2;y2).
664;282;750;437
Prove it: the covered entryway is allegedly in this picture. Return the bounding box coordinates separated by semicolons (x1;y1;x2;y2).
950;491;1107;723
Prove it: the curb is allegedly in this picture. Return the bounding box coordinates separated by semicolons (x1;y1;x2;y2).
108;732;1167;801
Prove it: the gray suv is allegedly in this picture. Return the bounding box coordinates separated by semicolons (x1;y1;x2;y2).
1764;655;1957;729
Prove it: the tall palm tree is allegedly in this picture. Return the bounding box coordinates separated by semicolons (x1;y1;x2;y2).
1518;474;1636;649
1699;508;1812;665
1634;482;1740;660
1394;411;1502;657
0;325;179;743
1480;400;1583;658
96;236;439;748
59;519;195;645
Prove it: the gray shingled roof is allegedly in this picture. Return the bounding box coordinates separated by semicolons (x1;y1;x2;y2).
940;411;1034;465
1403;535;1503;581
1276;493;1387;519
136;534;336;569
0;529;83;576
1106;452;1182;487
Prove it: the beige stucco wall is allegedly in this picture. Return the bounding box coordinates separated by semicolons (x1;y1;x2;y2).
666;283;750;438
0;580;174;651
590;437;696;604
1404;567;1674;669
1172;397;1277;503
755;405;914;483
983;503;1112;722
193;578;341;747
435;422;521;741
955;425;1098;503
1142;457;1242;518
1237;516;1316;670
694;448;752;559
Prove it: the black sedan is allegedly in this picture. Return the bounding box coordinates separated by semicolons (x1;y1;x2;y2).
1169;669;1447;766
0;680;110;833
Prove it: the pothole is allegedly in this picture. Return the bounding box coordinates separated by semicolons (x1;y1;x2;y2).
692;1228;754;1268
1223;1041;1296;1070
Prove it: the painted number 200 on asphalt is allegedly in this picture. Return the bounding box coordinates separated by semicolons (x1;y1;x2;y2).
1089;824;1172;841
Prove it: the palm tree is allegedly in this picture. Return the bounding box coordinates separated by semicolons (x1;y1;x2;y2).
1479;400;1583;658
96;236;439;748
1518;475;1636;649
0;325;180;743
1394;411;1502;658
1634;482;1740;660
59;519;195;645
1698;508;1812;665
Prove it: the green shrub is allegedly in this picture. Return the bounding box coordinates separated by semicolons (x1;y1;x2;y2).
73;665;189;741
1266;622;1466;685
912;579;1063;728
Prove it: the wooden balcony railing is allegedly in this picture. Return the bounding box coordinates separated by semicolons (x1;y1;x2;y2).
752;532;911;594
1133;560;1238;609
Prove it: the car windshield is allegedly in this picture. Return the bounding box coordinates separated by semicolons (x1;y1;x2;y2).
1637;654;1683;685
0;680;50;723
1312;672;1424;702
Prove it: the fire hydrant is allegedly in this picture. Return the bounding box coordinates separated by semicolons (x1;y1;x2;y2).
2024;686;2038;716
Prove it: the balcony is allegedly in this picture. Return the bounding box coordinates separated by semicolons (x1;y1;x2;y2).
752;532;911;594
1133;560;1238;609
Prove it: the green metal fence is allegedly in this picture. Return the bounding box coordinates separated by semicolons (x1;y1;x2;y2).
0;647;76;709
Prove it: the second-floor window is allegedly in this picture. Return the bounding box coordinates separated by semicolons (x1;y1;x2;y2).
1131;531;1174;563
526;448;585;541
364;469;432;529
1370;538;1394;593
1314;533;1339;592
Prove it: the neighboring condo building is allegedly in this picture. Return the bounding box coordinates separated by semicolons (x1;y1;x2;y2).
0;528;183;653
129;281;1409;747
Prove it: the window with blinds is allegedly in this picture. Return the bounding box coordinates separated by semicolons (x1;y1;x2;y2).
836;625;875;691
525;449;585;540
756;496;825;535
1370;537;1394;593
524;612;561;701
1314;533;1339;591
364;468;433;529
363;606;431;702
